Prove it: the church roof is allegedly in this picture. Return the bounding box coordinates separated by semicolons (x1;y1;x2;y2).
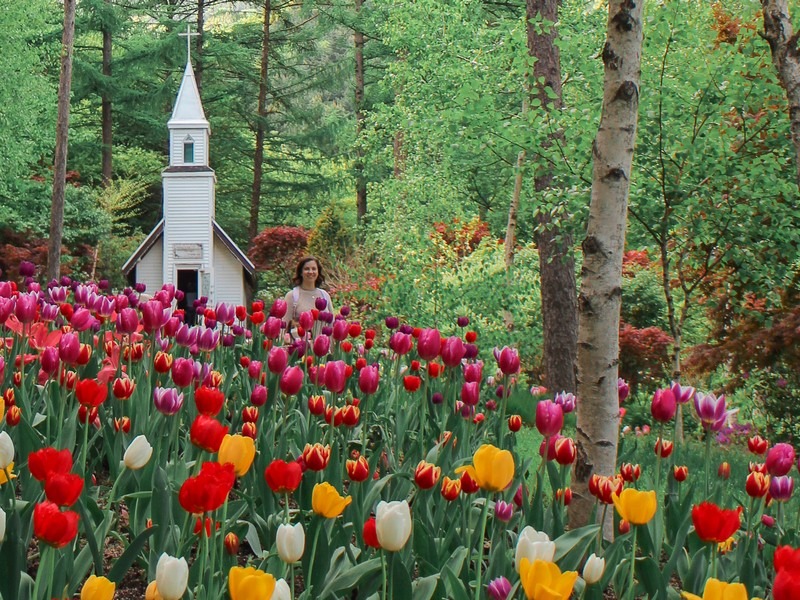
213;220;256;275
121;220;164;275
168;62;208;128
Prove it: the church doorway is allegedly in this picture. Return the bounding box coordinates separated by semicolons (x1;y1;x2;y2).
177;269;199;325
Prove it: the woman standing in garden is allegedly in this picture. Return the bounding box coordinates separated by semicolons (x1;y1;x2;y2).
284;256;334;338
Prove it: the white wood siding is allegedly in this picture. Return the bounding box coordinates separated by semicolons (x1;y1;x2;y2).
135;237;164;293
170;129;209;166
213;232;245;306
163;174;214;282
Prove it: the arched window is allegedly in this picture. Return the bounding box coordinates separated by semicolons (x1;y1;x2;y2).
183;136;195;163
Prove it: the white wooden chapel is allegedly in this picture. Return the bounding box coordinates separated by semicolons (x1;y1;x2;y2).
122;26;255;314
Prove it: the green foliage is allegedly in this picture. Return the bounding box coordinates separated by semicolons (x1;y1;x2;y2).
307;201;356;262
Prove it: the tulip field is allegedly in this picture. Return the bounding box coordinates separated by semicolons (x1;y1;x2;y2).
0;273;799;600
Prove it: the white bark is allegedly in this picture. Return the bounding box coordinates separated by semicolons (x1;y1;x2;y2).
570;0;645;535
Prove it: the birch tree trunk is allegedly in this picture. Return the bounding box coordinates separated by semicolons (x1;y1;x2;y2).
48;0;77;282
570;0;644;533
762;0;800;191
249;0;271;243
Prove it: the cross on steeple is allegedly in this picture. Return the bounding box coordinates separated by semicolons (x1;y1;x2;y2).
178;24;201;65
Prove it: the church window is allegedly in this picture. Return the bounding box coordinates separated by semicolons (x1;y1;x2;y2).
183;136;195;163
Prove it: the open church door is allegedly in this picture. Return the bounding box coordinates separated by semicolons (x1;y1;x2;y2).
177;269;199;324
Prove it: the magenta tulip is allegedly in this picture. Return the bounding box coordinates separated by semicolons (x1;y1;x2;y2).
417;328;441;361
332;320;349;341
196;328;219;352
116;307;139;335
14;293;38;323
58;332;80;364
617;378;630;402
324;360;347;394
766;443;796;477
494;346;520;375
171;358;195;388
770;475;794;501
313;335;331;357
440;336;466;367
280;366;304;395
389;332;413;356
358;364;380;395
267;347;288;374
553;391;576;414
298;311;315;332
461;381;480;406
153;387;184;415
670;381;695;404
141;300;168;333
651;388;677;422
535;400;563;437
694;392;735;431
262;316;283;339
463;362;483;384
40;347;60;375
270;298;288;318
251;384;268;406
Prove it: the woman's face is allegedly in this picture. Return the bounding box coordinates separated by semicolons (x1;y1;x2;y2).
302;261;319;285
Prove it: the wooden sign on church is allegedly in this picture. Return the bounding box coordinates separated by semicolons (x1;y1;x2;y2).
122;26;255;315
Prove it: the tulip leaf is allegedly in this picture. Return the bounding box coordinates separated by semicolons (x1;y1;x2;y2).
390;554;413;599
443;546;469;577
637;556;667;599
683;545;708;595
0;509;22;600
411;573;439;600
74;498;105;574
442;565;469;599
553;524;600;571
108;525;158;583
317;556;381;597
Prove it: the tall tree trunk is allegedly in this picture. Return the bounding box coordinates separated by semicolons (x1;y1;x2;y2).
101;0;112;187
249;0;271;244
526;0;578;394
354;0;367;223
48;0;77;282
393;130;405;178
762;0;800;190
570;0;644;534
196;0;205;96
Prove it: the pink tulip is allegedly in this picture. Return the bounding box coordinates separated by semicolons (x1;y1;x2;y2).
553;391;576;414
358;364;380;395
324;360;347;394
463;362;483;384
141;300;168;332
313;335;331;357
770;475;794;501
416;328;441;361
670;381;695;404
493;346;520;375
40;347;60;375
58;332;80;364
14;293;38;323
389;332;413;356
461;381;480;406
651;388;677;422
766;443;795;477
171;358;195;388
298;311;315;332
617;378;630;402
251;385;268;406
280;366;304;395
535;400;563;437
196;328;219;352
262;316;283;339
693;392;735;431
153;387;184;415
267;347;288;374
332;320;349;341
440;336;466;367
270;299;287;318
116;307;139;335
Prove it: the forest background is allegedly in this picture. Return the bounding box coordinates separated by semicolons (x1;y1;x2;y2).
2;0;800;439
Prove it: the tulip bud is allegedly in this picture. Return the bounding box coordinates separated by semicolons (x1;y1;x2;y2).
363;517;380;548
654;437;673;458
508;414;522;432
486;577;511;600
124;435;153;470
242;422;257;439
555;488;572;505
583;553;605;584
0;431;14;470
673;465;688;482
619;520;631;534
224;532;240;555
5;406;21;427
414;460;441;490
276;522;305;563
761;514;776;528
718;462;730;479
0;507;5;543
375;500;412;552
155;553;189;600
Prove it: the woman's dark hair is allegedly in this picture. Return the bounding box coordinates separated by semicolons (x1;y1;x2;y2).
293;256;325;288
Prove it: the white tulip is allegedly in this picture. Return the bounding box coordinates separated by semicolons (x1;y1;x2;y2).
276;522;305;563
0;507;6;543
515;526;555;572
0;431;14;470
155;552;189;600
272;578;291;600
123;435;153;470
375;500;412;552
583;553;605;584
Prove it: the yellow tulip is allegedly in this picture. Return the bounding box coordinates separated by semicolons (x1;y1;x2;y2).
80;575;116;600
681;578;749;600
0;462;16;485
218;434;256;477
312;482;352;518
455;444;515;492
519;558;578;600
145;581;162;600
612;488;657;525
228;566;276;600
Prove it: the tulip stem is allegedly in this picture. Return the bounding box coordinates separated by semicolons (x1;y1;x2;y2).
32;545;50;600
627;526;637;600
81;410;91;477
474;497;490;600
381;549;388;600
703;430;712;498
306;520;322;593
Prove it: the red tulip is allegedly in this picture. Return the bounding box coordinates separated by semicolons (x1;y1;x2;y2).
620;463;641;483
279;366;304;395
301;443;331;471
347;456;370;482
28;448;73;482
153;351;173;373
403;375;421;392
441;477;462;501
508;415;522;432
414;460;441;490
112;377;135;400
775;545;800;572
691;502;742;543
673;465;688;482
308;395;326;416
588;474;623;504
225;532;240;555
745;472;770;498
75;378;108;407
747;435;769;455
554;437;577;466
774;569;800;600
34;501;79;548
718;462;730;479
242;406;259;423
178;462;235;513
190;415;229;453
195;386;225;416
654;437;673;458
363;517;380;548
459;470;479;495
341;404;360;427
264;459;303;493
44;472;84;507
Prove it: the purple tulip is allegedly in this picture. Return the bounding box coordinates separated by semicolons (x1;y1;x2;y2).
321;325;333;336
670;381;695;404
358;364;380;395
617;378;630;403
554;391;576;414
431;392;444;405
770;475;794;502
535;400;564;437
766;443;796;477
417;328;441;361
153;387;184;415
339;305;351;317
399;324;413;335
19;260;35;277
313;335;331;357
171;357;195;388
324;360;347;394
270;298;287;319
314;296;328;311
464;344;478;359
389;332;413;356
175;324;197;348
457;316;470;327
651;388;677;422
94;295;116;319
48;286;68;303
58;332;80;364
318;311;334;324
280;366;305;395
40;303;59;322
14;292;38;323
463;362;483;384
494;346;520;375
215;302;235;326
384;316;399;329
694;392;735;431
251;384;268;406
221;333;233;347
494;501;513;523
461;382;480;406
440;336;466;367
267;347;289;374
196;327;220;352
486;577;512;600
